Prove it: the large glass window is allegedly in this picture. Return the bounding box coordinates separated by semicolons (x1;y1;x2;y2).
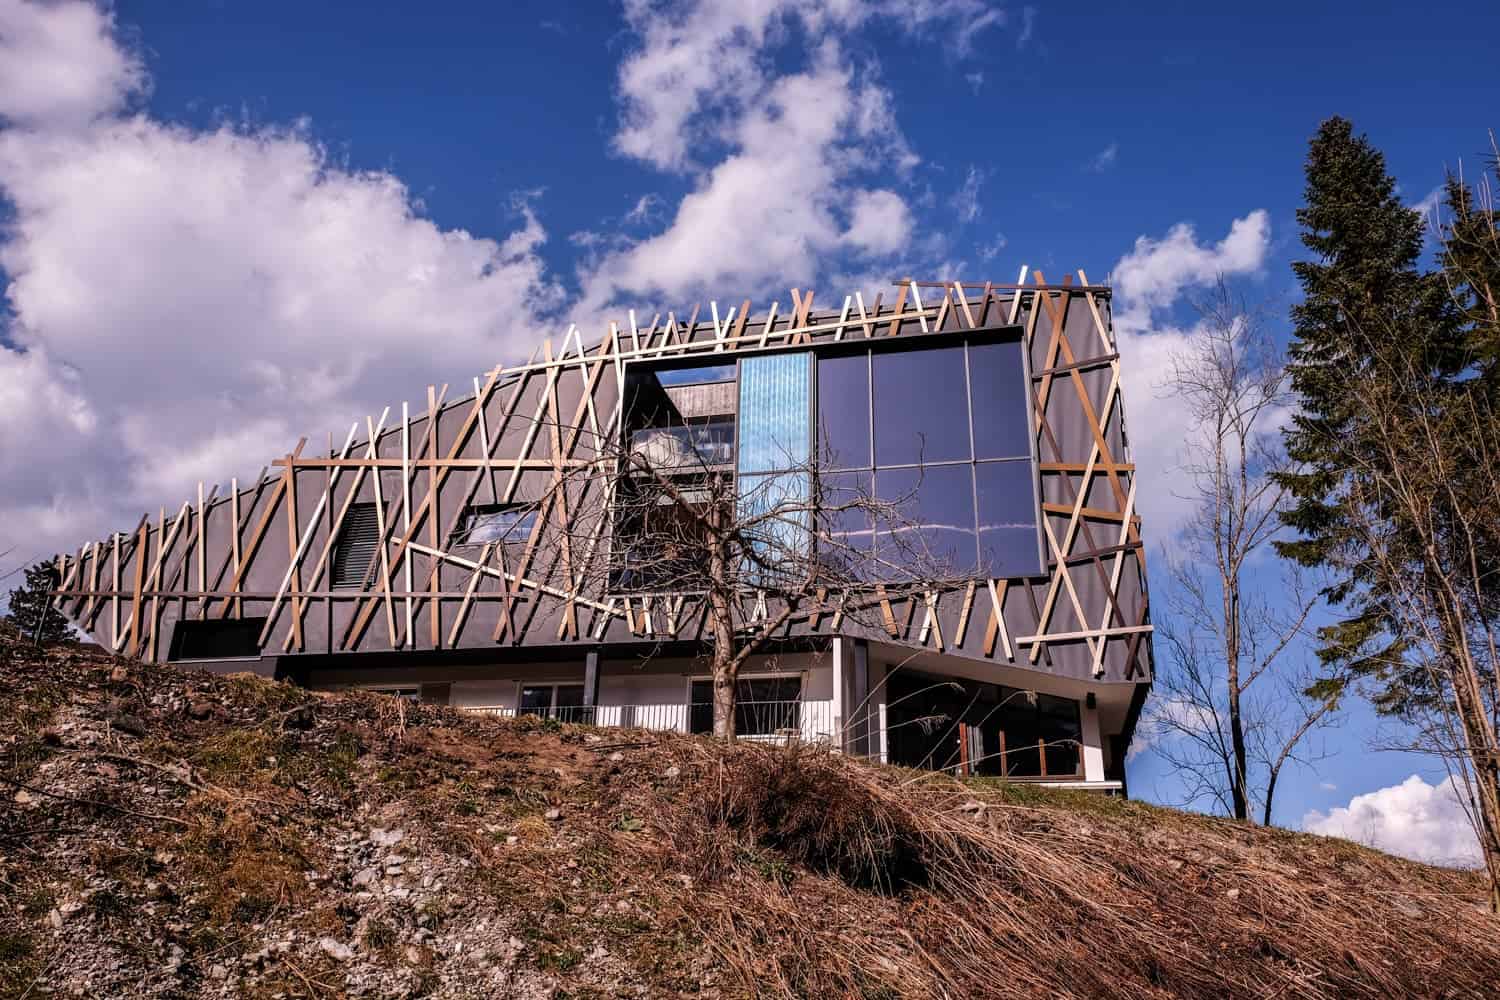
738;352;811;473
875;465;978;575
689;676;802;736
975;461;1041;577
968;340;1033;460
872;345;971;466
817;351;870;470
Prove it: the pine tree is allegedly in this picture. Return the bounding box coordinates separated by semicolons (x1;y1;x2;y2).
1275;116;1459;683
5;561;71;644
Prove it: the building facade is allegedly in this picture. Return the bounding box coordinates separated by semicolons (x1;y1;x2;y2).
51;274;1152;790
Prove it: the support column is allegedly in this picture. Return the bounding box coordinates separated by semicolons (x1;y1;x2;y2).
1081;693;1105;782
583;647;601;724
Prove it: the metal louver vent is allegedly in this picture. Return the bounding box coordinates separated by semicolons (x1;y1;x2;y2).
331;502;381;589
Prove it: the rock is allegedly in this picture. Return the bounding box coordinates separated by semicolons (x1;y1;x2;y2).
47;908;63;930
352;868;379;887
957;800;986;816
1225;888;1241;901
318;938;354;962
608;752;624;763
109;714;149;738
505;835;519;846
12;789;33;805
544;807;562;822
662;765;681;780
209;964;228;980
187;702;215;720
109;665;128;682
370;827;404;848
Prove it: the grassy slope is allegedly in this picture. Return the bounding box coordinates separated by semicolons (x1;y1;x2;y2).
1;626;1496;999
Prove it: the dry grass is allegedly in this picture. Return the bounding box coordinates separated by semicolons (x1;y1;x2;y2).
2;623;1496;998
641;740;1499;999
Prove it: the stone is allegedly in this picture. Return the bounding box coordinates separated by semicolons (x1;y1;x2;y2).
187;702;215;720
12;789;33;805
544;808;562;822
1225;888;1241;901
209;964;228;980
662;765;680;780
109;714;149;738
319;938;355;962
608;752;624;763
109;665;129;682
352;868;379;887
370;827;404;848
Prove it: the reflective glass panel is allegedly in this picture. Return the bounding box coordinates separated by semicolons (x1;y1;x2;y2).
817;352;871;470
975;461;1041;576
738;352;811;474
872;345;971;466
968;340;1033;460
874;464;977;575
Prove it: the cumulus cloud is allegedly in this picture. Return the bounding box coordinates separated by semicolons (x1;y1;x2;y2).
1302;774;1483;868
1107;211;1273;536
0;0;145;127
577;0;1001;315
0;0;562;573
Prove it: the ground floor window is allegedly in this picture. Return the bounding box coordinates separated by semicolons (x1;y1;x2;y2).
519;683;589;723
688;675;802;736
884;669;1081;777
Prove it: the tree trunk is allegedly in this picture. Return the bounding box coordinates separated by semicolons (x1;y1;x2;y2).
706;505;738;742
1449;647;1500;911
1225;579;1250;821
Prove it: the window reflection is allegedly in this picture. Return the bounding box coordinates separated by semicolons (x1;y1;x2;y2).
817;352;870;470
875;465;977;576
872;345;971;466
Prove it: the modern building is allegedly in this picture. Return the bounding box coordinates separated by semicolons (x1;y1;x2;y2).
51;274;1152;791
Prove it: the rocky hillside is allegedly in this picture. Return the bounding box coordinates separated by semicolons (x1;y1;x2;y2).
1;626;1496;999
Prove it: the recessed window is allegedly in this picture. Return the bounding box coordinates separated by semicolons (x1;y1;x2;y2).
331;503;381;588
689;676;801;736
168;617;265;661
452;503;537;548
519;683;588;723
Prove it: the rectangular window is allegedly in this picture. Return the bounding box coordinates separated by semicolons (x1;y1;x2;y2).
452;502;537;547
872;344;971;466
976;461;1041;576
688;676;802;736
875;464;978;576
817;351;870;470
168;617;266;661
968;340;1033;460
518;683;590;723
737;351;811;473
331;502;381;588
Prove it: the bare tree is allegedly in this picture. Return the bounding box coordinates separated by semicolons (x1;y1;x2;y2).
530;385;960;741
1153;280;1335;823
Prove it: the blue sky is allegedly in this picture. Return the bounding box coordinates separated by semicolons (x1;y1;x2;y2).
2;0;1497;862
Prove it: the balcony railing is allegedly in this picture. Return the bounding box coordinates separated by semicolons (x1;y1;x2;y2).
464;699;836;743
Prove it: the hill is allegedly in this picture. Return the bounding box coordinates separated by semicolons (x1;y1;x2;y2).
1;626;1495;999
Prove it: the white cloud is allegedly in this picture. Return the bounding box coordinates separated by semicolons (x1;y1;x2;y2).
977;234;1007;261
1089;141;1118;173
965;71;985;95
1302;774;1482;868
0;1;562;573
0;0;145;127
1108;210;1273;536
1016;5;1036;47
1127;693;1219;760
951;165;984;224
578;0;1001;315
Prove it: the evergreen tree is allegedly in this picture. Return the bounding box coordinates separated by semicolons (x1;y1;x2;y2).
5;561;71;644
1275;116;1459;690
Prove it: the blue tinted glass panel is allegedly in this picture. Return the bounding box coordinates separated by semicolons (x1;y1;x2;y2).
738;471;813;584
969;340;1032;460
817;470;874;580
874;465;977;576
975;460;1040;576
738;352;811;474
873;346;970;466
817;352;870;470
